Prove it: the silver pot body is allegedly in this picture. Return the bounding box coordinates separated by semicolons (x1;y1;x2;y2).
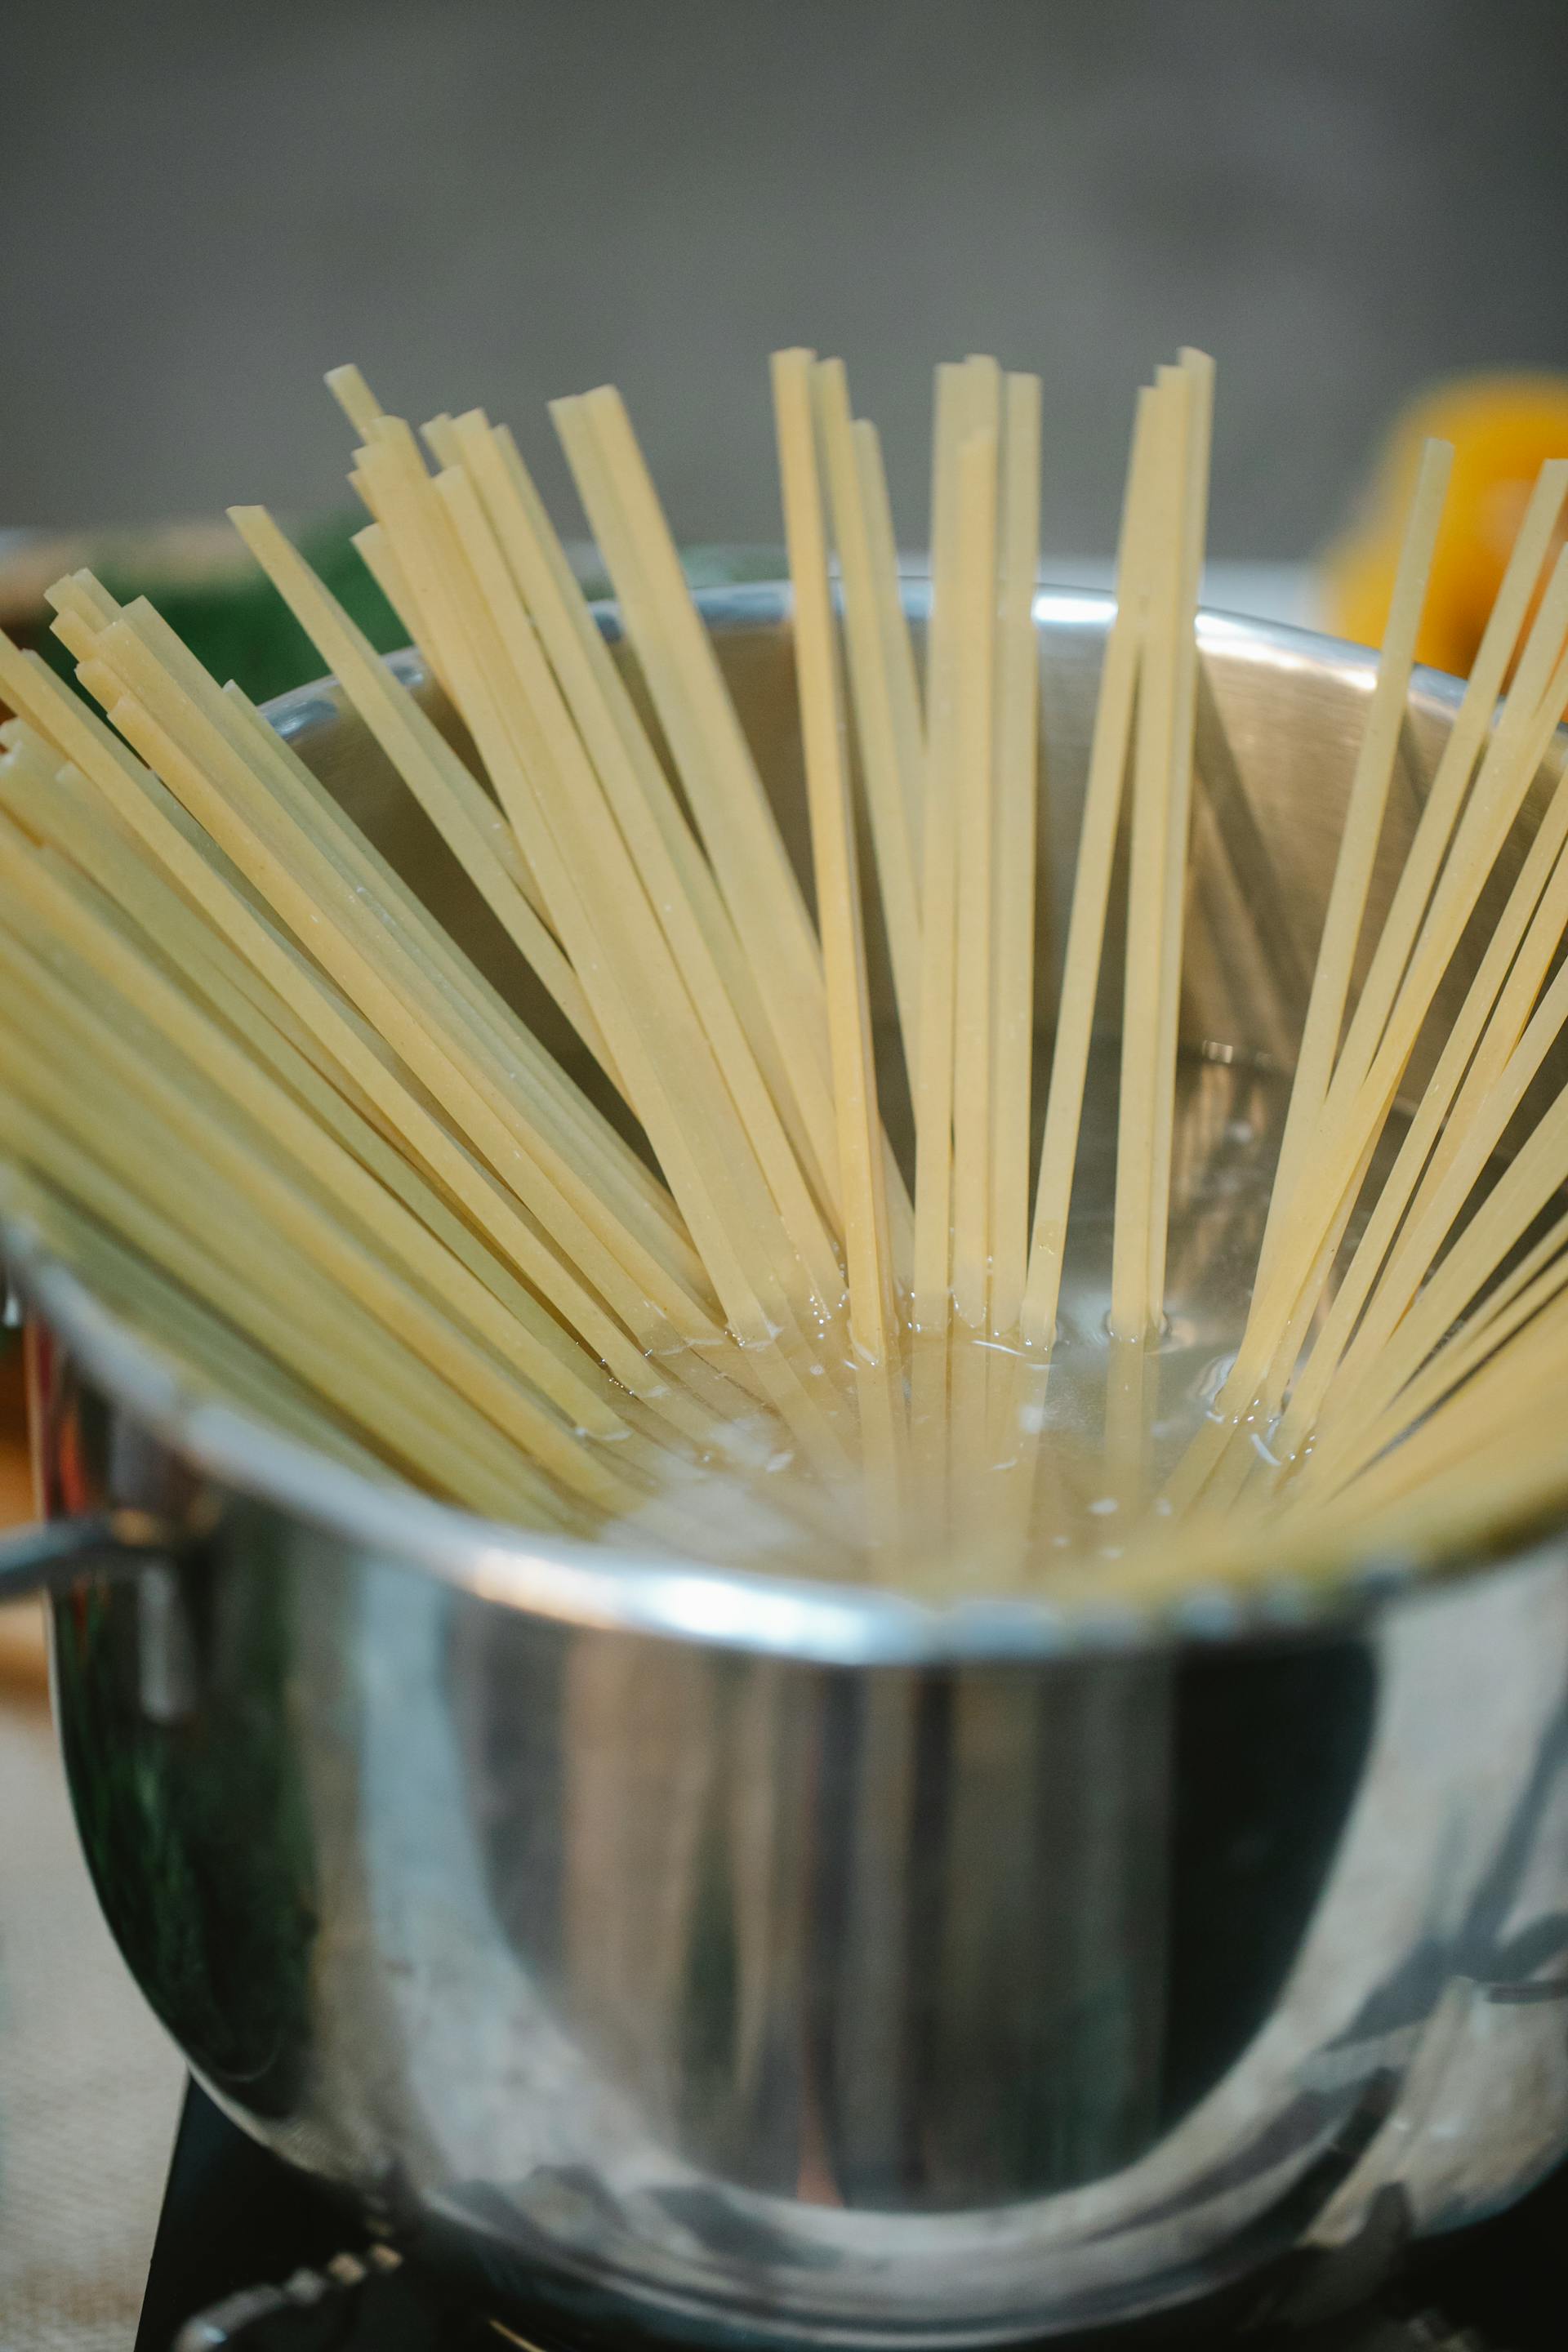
24;589;1568;2345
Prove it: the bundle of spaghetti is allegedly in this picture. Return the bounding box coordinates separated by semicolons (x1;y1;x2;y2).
1167;443;1568;1526
1070;1289;1568;1610
258;351;1089;1563
9;338;1568;1604
0;354;959;1565
0;633;834;1561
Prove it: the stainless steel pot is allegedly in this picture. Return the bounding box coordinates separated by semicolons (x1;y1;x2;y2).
8;588;1568;2346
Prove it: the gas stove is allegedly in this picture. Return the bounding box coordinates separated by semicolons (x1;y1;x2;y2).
135;2082;1564;2352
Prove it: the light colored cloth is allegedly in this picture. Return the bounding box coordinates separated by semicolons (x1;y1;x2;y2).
0;1690;184;2351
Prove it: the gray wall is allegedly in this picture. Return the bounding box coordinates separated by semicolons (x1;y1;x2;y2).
5;0;1566;556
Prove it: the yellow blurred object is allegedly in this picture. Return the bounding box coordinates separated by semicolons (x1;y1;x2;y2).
1323;373;1568;678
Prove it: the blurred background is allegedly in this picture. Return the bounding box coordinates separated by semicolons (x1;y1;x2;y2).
6;4;1568;2341
4;0;1568;556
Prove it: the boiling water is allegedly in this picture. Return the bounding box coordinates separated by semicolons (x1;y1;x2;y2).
1040;1040;1294;1478
602;1040;1413;1594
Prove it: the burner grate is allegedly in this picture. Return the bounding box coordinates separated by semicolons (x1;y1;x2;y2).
137;2085;1559;2352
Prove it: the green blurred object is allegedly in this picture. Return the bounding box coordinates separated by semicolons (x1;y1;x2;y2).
559;540;788;608
14;527;787;710
26;512;406;707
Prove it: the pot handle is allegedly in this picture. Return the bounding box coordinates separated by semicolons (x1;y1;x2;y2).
0;1511;154;1602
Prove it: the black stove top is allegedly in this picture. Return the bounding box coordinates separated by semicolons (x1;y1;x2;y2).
133;2082;1566;2352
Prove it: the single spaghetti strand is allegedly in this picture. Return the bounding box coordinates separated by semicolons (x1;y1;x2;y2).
912;363;973;1334
325;362;385;438
948;376;1003;1525
903;364;977;1545
814;359;924;1071
1021;386;1159;1351
854;417;927;886
950;416;1001;1338
988;370;1043;1346
1104;1330;1151;1519
1144;350;1214;1319
1110;368;1187;1341
773;349;904;1517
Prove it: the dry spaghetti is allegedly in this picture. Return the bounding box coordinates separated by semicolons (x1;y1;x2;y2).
3;345;1568;1601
